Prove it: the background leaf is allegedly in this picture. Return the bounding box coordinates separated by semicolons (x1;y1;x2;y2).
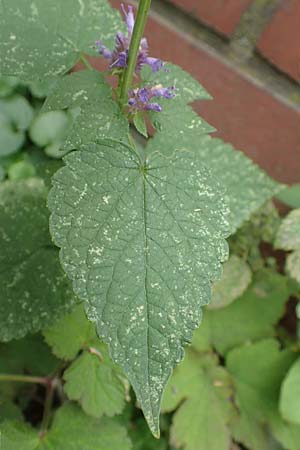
0;179;76;341
162;350;235;450
280;357;300;425
0;403;132;450
63;343;126;418
275;209;300;250
43;303;96;360
192;270;290;355
227;339;300;450
0;0;122;80
208;255;252;310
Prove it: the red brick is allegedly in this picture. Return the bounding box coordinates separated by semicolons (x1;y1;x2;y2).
169;0;253;36
257;0;300;82
94;1;300;184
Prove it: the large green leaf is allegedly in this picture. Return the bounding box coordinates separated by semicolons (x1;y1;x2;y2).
227;339;300;450
280;357;300;425
0;179;76;341
48;139;230;435
192;270;290;355
162;350;235;450
148;134;281;232
0;403;132;450
41;70;129;150
0;0;122;80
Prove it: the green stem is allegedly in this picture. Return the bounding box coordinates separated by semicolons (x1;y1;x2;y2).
40;379;57;434
80;53;93;70
0;374;48;385
119;0;152;108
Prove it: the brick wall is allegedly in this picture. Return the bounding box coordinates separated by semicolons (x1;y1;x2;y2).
102;0;300;184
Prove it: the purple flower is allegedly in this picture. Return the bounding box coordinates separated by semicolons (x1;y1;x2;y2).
128;85;176;113
95;3;164;73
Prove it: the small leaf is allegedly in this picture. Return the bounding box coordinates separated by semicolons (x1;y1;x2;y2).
63;343;126;418
0;179;76;341
208;255;252;310
43;303;96;360
286;250;300;284
29;111;71;147
42;70;129;149
133;112;148;138
0;420;39;450
162;350;235;450
276;184;300;209
48;139;230;435
8;160;36;181
280;357;300;425
0;400;23;423
192;270;290;355
0;95;34;130
0;0;123;80
0;112;25;156
275;209;300;250
0;403;132;450
227;339;300;450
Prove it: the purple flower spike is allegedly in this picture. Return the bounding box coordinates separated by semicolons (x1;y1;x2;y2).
128;84;176;113
95;3;165;74
121;3;135;35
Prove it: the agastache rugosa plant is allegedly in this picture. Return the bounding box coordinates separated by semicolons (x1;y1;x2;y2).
0;0;283;445
96;2;175;116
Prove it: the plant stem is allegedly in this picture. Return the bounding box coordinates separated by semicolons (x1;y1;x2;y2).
80;53;93;70
119;0;152;108
40;379;57;434
0;374;48;385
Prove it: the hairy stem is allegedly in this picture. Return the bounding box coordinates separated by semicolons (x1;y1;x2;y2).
0;374;48;385
119;0;152;107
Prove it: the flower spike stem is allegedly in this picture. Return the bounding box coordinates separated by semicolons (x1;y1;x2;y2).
119;0;152;108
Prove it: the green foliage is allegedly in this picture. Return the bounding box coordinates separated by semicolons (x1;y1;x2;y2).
276;209;300;251
276;208;300;284
208;255;252;310
227;339;300;450
43;304;96;360
0;95;34;156
163;350;235;450
42;70;129;149
64;345;126;418
0;0;298;446
0;0;122;80
48;138;229;435
280;357;300;425
0;403;132;450
0;179;76;341
192;269;290;355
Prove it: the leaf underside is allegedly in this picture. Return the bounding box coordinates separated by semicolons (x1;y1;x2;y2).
48;139;230;435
